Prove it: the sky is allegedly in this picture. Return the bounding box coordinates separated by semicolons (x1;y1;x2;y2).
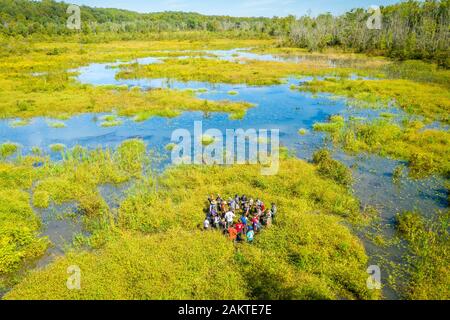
65;0;404;17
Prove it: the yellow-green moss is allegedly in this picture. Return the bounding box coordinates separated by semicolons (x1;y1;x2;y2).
0;142;18;158
314;117;450;178
301;78;450;124
4;230;247;300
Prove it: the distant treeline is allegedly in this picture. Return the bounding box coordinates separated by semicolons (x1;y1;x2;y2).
0;0;448;65
287;0;449;66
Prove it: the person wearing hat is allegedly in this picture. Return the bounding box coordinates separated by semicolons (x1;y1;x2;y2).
209;199;217;214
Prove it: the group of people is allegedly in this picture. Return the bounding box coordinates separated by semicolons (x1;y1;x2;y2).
203;194;277;243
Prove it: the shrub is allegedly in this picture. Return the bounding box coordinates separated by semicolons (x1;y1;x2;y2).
0;143;18;158
312;150;352;187
396;211;424;241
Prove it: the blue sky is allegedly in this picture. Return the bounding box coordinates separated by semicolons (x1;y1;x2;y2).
66;0;404;17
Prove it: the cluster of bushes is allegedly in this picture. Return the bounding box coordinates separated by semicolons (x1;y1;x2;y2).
312;149;353;187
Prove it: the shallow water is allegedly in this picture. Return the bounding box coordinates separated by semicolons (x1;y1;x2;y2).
1;79;345;158
1;49;447;299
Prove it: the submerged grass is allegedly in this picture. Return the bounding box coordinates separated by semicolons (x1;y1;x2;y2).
9;119;29;127
49;144;65;153
100;120;123;127
47;121;66;128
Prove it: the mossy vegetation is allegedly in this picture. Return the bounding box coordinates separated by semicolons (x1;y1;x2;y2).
100;119;123;127
299;78;450;124
0;39;262;120
117;56;379;86
201;135;215;146
49;144;65;153
298;128;308;135
0;142;19;158
0;29;448;301
5;230;247;300
9;119;29;127
313;116;450;179
47;121;66;128
395;211;450;299
312;150;353;187
2;142;378;300
0;161;50;291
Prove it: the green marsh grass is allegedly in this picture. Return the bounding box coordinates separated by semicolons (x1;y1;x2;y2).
395;211;450;299
0;139;149;291
0;159;51;289
100;120;123;127
9;119;29;127
116;56;377;86
47;121;67;128
0;40;260;120
300;78;450;124
298;128;308;135
0;142;18;158
201;135;215;146
101;115;118;122
3;146;377;300
49;144;65;153
116;157;374;299
313;116;450;178
5;230;246;300
1;38;448;300
312;150;353;187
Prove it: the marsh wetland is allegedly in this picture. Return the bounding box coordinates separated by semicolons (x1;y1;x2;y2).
0;36;448;300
